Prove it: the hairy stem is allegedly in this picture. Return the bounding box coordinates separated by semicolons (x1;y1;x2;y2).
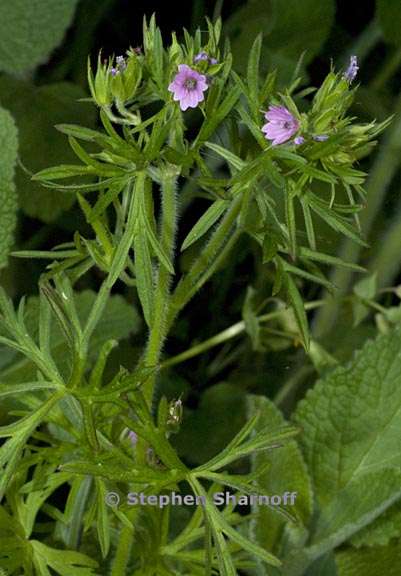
168;192;243;328
143;170;178;407
161;300;324;369
111;511;137;576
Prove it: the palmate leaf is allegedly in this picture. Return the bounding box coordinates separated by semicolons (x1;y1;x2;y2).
189;477;281;575
31;541;98;576
0;290;140;384
0;392;63;500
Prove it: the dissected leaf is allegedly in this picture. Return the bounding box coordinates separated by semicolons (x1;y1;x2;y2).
0;291;141;382
248;395;313;556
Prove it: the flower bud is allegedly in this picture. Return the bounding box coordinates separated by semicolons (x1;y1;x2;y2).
88;54;113;107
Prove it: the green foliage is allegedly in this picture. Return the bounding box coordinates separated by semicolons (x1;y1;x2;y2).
289;328;401;572
174;383;247;465
1;5;401;576
0;77;97;222
0;0;79;74
248;395;313;556
336;540;401;576
0;289;140;383
0;106;18;269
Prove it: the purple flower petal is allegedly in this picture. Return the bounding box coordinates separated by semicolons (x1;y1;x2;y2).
128;430;137;447
194;51;209;62
343;55;359;83
168;65;208;111
262;105;299;145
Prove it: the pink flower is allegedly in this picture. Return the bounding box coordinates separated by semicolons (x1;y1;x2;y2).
262;105;299;146
168;64;208;111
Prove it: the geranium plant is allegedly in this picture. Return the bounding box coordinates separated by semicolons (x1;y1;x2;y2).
1;12;400;576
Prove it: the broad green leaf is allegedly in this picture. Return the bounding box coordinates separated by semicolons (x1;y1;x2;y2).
291;328;401;570
336;540;401;576
0;0;79;74
0;77;96;222
377;0;401;46
281;469;401;576
307;468;401;555
0;106;18;269
351;501;401;548
248;395;313;556
295;327;401;504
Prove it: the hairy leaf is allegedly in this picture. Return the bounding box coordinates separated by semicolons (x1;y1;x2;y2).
0;77;96;222
0;106;18;269
0;0;79;74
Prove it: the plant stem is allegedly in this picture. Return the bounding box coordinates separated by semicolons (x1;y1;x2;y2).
168;193;243;327
142;170;178;407
161;301;324;369
111;512;136;576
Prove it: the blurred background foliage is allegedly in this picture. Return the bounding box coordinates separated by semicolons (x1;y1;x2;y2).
0;0;401;464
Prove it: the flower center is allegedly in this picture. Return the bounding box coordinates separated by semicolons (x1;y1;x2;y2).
283;121;291;129
184;78;197;90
